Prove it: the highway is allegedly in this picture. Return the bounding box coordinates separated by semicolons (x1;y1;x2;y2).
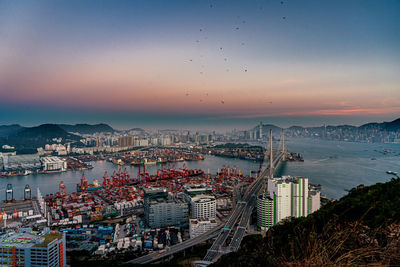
128;150;284;265
128;224;223;264
203;151;284;263
229;152;283;252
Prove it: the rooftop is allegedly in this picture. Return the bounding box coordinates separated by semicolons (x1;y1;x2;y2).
40;156;65;163
272;176;308;184
191;195;216;203
190;218;217;224
0;228;62;249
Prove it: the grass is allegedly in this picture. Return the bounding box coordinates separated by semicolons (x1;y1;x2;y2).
34;232;63;247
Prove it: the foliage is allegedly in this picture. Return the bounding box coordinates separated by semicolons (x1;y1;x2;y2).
213;178;400;266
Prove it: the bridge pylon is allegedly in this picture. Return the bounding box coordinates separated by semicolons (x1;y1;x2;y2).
269;129;273;179
281;128;286;160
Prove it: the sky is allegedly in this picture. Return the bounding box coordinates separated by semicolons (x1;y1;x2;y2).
0;0;399;130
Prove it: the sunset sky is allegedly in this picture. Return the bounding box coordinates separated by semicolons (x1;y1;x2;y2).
0;0;399;130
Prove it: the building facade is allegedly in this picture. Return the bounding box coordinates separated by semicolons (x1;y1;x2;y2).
256;193;276;230
190;195;216;219
0;228;66;267
309;190;321;214
144;188;189;228
0;154;41;171
257;176;320;231
189;218;218;239
41;157;67;172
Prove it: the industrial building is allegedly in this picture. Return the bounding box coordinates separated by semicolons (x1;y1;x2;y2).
257;176;320;231
144;188;188;228
40;157;67;172
0;228;66;267
0;154;41;171
183;184;213;197
189;218;218;239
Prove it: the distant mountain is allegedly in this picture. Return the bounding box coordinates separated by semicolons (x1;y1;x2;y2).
129;128;145;132
0;124;25;137
288;125;304;131
58;123;115;134
12;124;81;140
0;124;81;149
383;118;400;131
360;118;400;131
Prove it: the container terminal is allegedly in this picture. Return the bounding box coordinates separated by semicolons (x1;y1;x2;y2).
43;164;252;226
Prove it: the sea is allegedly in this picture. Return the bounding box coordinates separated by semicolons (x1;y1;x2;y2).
1;138;399;200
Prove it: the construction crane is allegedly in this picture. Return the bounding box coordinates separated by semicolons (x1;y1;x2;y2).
59;181;66;196
102;171;111;189
77;174;88;192
5;184;13;203
24;184;31;200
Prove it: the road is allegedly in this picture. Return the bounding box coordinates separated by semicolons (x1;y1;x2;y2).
229;151;283;252
128;224;223;264
128;151;284;265
203;152;284;263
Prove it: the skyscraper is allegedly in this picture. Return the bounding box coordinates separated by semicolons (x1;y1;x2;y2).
257;176;319;231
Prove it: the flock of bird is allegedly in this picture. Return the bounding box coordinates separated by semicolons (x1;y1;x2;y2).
184;1;287;105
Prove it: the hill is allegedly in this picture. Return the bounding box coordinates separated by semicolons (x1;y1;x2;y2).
213;178;400;266
359;118;400;131
58;123;115;134
0;124;81;150
0;124;24;137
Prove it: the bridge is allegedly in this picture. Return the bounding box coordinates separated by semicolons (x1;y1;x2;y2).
128;130;286;265
201;149;284;264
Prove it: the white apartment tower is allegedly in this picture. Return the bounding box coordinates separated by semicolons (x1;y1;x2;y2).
190;195;216;219
258;176;320;231
267;178;291;222
291;177;309;218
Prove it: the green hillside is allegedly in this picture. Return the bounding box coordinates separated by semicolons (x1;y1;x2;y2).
213;178;400;266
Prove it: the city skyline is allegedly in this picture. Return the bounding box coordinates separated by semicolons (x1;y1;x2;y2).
0;0;399;129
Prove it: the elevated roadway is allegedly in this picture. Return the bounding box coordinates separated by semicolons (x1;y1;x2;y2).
202;152;283;263
128;133;285;265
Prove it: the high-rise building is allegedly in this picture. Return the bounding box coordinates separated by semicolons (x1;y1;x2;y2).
119;136;134;147
291;177;309;218
267;178;292;221
309;190;321;214
0;228;66;267
256;193;276;230
259;121;263;139
257;176;320;231
189;195;216;219
144;188;188;228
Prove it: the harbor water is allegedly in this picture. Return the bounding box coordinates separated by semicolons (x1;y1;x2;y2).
1;138;400;200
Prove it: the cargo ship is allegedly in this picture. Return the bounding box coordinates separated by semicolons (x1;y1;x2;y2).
186;169;204;177
1;170;33;177
143;158;157;165
77;178;103;192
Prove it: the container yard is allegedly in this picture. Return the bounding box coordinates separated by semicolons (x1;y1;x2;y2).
0;184;43;228
44;162;251;224
106;148;204;166
37;160;256;259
